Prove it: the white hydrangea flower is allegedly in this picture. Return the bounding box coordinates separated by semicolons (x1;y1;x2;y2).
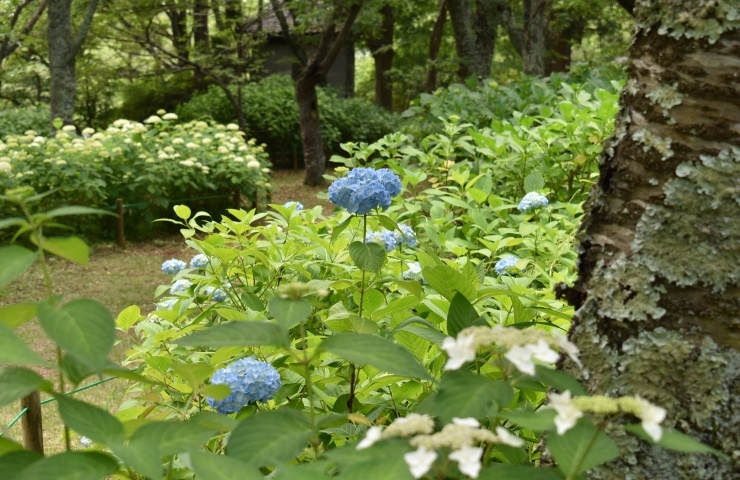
442;332;477;370
144;115;162;124
356;426;383;450
448;446;483;478
162;113;178;120
504;339;559;376
404;447;437;479
247;160;261;168
226;123;239;130
549;390;583;435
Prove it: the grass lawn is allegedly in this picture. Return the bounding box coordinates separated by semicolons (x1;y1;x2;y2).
0;168;329;453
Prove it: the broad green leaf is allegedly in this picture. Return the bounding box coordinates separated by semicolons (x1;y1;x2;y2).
130;420;218;456
435;371;514;423
200;384;231;399
108;439;162;480
0;302;37;328
176;321;290;348
116;305;141;330
0;451;43;479
0;323;47;366
37;299;115;372
349;241;386;272
534;366;586;396
0;438;23;456
0;367;47;407
228;409;312;466
331;215;353;243
328;438;413;480
39;236;90;265
44;206;116;218
272;460;334;479
479;464;562;480
55;395;125;445
269;297;312;330
625;425;725;456
320;333;432;380
376;214;399;232
523;171;545;193
447;292;479;337
60;354;97;385
174;205;191;219
548;421;619;477
498;409;556;431
0;245;37;288
189;451;263;480
422;265;476;302
16;451;118;480
171;361;213;390
399;325;447;345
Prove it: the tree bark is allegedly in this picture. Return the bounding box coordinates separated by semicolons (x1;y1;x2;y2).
192;0;210;90
545;15;584;75
0;0;47;67
522;0;546;76
424;0;447;93
561;3;740;477
366;4;394;110
447;0;503;81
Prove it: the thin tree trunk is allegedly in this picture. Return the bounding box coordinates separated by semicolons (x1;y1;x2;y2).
424;0;447;93
545;16;584;75
193;0;210;91
561;4;740;477
296;71;324;185
367;4;394;109
448;0;502;81
522;0;546;76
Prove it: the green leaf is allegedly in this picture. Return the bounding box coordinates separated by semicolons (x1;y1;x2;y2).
171;361;213;390
331;215;353;243
320;333;431;380
271;461;333;479
200;384;231;399
498;409;556;432
130;420;218;456
0;451;43;479
534;366;587;396
37;299;115;373
44;206;117;218
228;409;312;466
523;171;545;193
422;265;476;302
0;303;38;328
0;217;29;231
376;214;399;232
625;425;725;456
55;395;126;445
0;323;47;365
108;438;162;480
16;451;118;480
115;305;141;330
38;237;90;265
269;297;312;330
0;438;23;456
0;245;37;288
447;292;479;337
176;321;290;348
174;205;191;219
349;241;386;272
479;464;562;480
189;451;263;480
0;368;47;407
328;438;413;480
548;420;619;477
435;371;514;423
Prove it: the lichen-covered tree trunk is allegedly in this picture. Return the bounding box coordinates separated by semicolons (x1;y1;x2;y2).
562;2;740;477
448;0;502;80
522;0;546;76
367;4;394;110
296;70;325;186
48;0;76;126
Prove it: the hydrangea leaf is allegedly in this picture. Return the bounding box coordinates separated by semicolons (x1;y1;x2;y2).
435;371;514;424
129;420;219;456
0;302;37;329
38;236;90;265
55;394;126;445
447;292;480;337
0;367;48;407
14;451;118;480
0;323;47;366
547;420;619;477
189;451;263;480
176;321;290;348
523;171;545;193
422;265;477;302
269;297;312;330
0;245;37;288
327;438;413;480
319;333;432;380
479;464;562;480
349;241;386;272
108;439;162;480
227;409;312;466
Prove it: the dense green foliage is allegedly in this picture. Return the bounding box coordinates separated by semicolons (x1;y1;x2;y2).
0;106;51;139
176;76;400;167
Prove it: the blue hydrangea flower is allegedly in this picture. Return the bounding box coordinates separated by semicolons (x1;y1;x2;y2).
79;436;93;448
366;229;398;252
170;279;192;294
190;254;208;269
403;262;422;280
162;258;186;274
328;168;402;214
207;358;282;414
156;298;178;310
495;256;519;275
284;201;304;211
204;286;228;302
517;192;549;211
396;224;418;248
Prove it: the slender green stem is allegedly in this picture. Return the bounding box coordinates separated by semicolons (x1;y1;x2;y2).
358;214;367;318
297;322;320;457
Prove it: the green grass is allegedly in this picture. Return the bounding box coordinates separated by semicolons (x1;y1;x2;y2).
0;168;326;453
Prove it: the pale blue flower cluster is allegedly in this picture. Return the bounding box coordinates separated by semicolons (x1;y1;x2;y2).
190;254;208;268
161;258;186;274
365;224;418;252
284;201;304;211
204;286;228;302
170;279;192;294
328;168;402;214
156;298;178;310
517;192;549;211
403;262;422;280
495;256;519;275
207;358;282;414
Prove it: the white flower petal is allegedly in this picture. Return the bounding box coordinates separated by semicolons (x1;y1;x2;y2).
505;344;536;375
404;447;437;479
356;426;383;450
643;422;663;443
549;390;583;435
442;332;477;370
530;339;560;364
449;446;483;478
495;426;524;447
452;417;480;428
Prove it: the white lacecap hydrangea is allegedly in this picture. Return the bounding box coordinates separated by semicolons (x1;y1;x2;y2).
161;258;186;274
517;192;549;211
206;357;281;414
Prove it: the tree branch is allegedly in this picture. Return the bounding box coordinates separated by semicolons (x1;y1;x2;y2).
1;0;47;65
71;0;102;57
269;0;308;65
615;0;635;16
318;1;363;74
